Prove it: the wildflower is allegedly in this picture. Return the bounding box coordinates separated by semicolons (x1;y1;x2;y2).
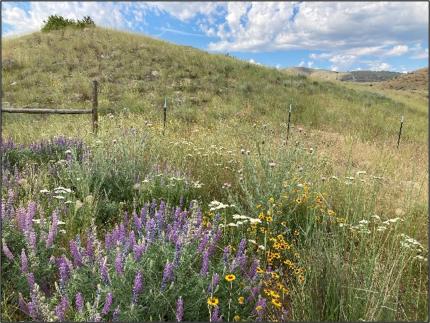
176;297;184;322
161;262;174;290
54;295;69;321
225;274;236;282
112;306;120;321
207;296;219;306
271;298;282;308
266;216;273;223
114;251;123;275
132;272;143;303
200;250;210;277
46;210;59;248
2;239;14;260
69;240;83;267
238;296;245;304
100;257;110;284
21;249;29;273
210;306;220;322
233;315;241;321
75;293;84;313
208;273;220;293
102;292;113;315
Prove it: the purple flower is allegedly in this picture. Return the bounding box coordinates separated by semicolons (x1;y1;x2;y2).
105;233;112;251
16;207;27;231
146;218;156;245
69;240;82;267
200;250;209;277
21;249;29;273
208;229;222;257
133;210;142;233
222;246;230;266
208;273;219;293
58;257;69;290
18;292;29;316
114;251;123;275
173;240;182;267
102;292;113;315
75;293;84;313
27;272;35;289
161;262;174;290
2;239;14;260
254;297;266;321
211;306;220;322
247;286;261;302
132;271;143;303
113;306;120;321
118;223;126;244
133;243;145;262
26;230;37;252
54;295;69;321
128;231;136;251
248;259;259;280
197;233;209;253
100;257;110;284
46;210;59;248
85;235;94;261
176;297;184;322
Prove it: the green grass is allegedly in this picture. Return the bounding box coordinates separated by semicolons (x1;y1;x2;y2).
1;27;428;322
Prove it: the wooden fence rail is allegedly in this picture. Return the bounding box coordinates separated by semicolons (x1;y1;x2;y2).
1;80;99;134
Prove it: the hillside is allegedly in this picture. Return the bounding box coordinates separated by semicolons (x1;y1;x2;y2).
377;68;428;92
284;67;401;83
1;27;427;142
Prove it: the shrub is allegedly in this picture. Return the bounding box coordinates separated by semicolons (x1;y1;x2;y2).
41;15;95;32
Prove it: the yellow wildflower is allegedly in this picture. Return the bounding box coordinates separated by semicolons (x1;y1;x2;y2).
207;297;219;306
238;296;245;304
225;274;236;282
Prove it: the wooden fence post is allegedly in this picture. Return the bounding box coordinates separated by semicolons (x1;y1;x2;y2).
92;80;98;134
286;103;292;143
163;97;167;136
397;115;404;149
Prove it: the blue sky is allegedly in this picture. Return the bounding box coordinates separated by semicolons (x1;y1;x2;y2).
2;1;429;72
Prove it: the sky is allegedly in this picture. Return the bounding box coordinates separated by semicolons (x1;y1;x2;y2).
2;1;429;72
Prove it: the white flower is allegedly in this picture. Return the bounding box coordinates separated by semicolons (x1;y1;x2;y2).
249;218;262;224
248;240;257;245
358;220;369;225
40;189;50;194
376;226;387;232
64;149;72;155
227;223;238;227
258;245;266;250
54;195;65;200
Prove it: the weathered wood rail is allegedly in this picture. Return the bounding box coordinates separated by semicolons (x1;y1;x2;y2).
1;80;99;134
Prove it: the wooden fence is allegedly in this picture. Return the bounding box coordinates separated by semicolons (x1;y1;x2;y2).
1;80;99;134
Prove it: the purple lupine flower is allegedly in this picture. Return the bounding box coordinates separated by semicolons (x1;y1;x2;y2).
69;240;83;267
149;199;157;216
113;306;120;321
46;210;59;248
105;232;112;251
140;205;147;231
26;230;37;252
247;286;261;302
28;300;38;320
236;238;247;258
59;257;69;290
21;249;29;273
146;218;156;245
197;233;209;253
156;205;165;234
27;272;35;289
200;250;209;277
128;231;136;251
222;246;230;266
2;239;14;260
195;208;202;229
6;189;15;218
54;295;69;321
102;292;113;315
100;257;110;284
211;306;220;322
248;258;259;280
27;202;37;224
208;273;220;293
161;262;174;290
208;229;222;257
75;293;84;313
132;271;143;303
118;223;126;244
173;240;182;267
114;251;123;275
86;235;94;261
18;292;29;316
16;207;27;231
133;243;145;262
176;297;184;322
133;210;142;232
254;297;266;321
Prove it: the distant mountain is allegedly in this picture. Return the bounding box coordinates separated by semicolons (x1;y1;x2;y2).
339;70;401;82
377;68;428;92
284;67;402;83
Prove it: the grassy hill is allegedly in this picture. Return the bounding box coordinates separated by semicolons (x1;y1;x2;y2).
378;68;429;92
1;27;428;322
1;27;427;143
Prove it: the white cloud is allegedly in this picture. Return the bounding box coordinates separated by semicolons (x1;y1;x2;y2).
298;60;305;67
385;45;409;56
366;61;391;71
249;58;261;65
207;2;428;53
307;61;314;68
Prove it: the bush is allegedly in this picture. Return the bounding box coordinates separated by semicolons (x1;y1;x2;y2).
41;15;95;32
